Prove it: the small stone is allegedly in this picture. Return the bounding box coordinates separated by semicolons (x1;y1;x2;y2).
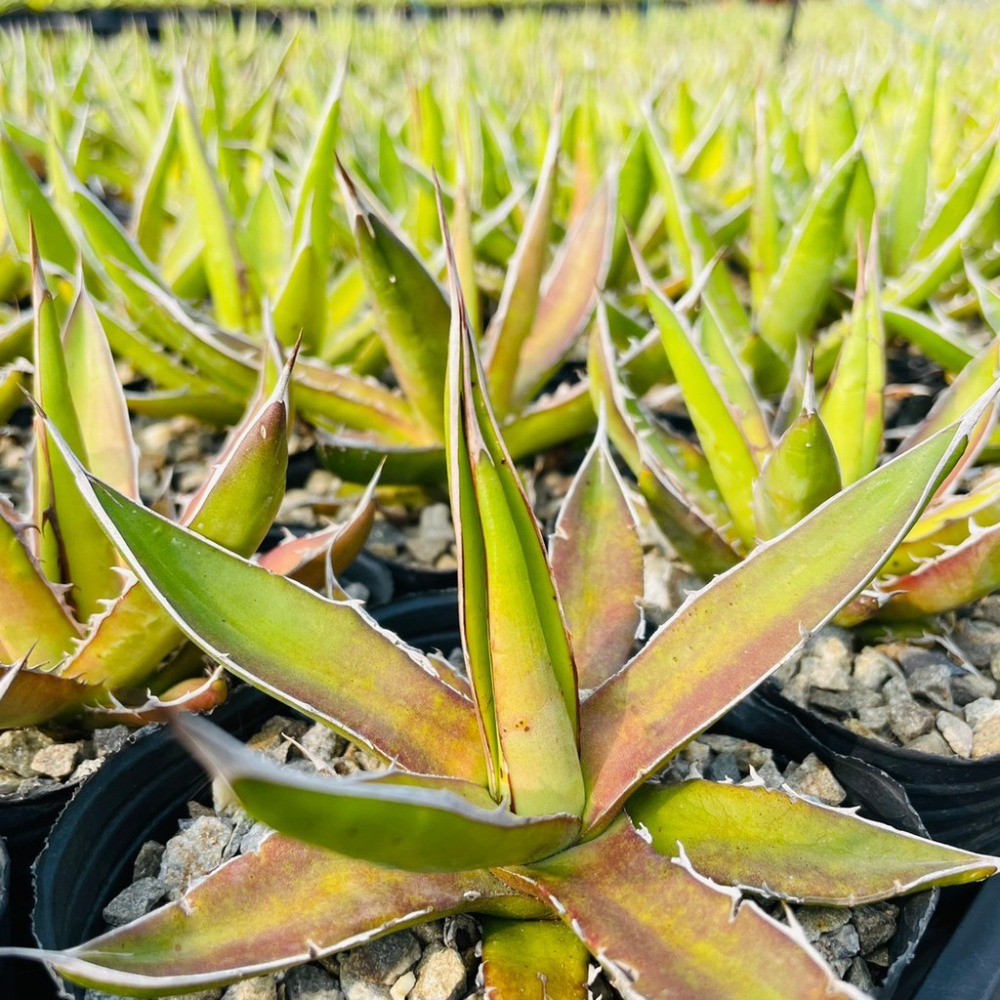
848;684;884;712
887;701;936;743
102;877;168;926
390;972;415;1000
857;706;889;732
404;503;455;565
705;751;740;783
797;628;853;691
794;906;851;940
299;724;346;766
221;977;278;1000
284;964;341;999
247;716;309;763
952;670;997;706
305;468;338;495
882;676;912;705
905;730;952;755
815;923;860;978
784;754;846;805
853;903;898;952
972;715;1000;758
905;663;955;710
31;741;84;778
343;581;371;603
366;520;406;560
965;697;1000;730
93;725;130;756
972;594;1000;625
69;758;102;783
240;822;273;855
780;673;811;709
409;944;467;1000
412;921;445;945
340;933;420;988
807;689;852;715
844;956;875;991
894;645;952;676
343;984;390;1000
865;944;891;968
0;729;55;777
749;758;785;790
159;816;232;894
953;618;1000;668
133;840;165;880
852;648;899;689
937;712;974;758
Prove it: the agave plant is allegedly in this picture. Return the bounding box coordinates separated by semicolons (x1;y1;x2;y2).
9;200;999;999
0;249;374;730
591;223;1000;624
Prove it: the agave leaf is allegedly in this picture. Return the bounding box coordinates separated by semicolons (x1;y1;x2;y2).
133;98;178;260
550;423;642;692
483;102;561;416
104;261;257;398
451;148;481;340
757;144;859;360
30;251;121;619
640;255;759;546
63;288;139;501
628;779;997;904
0;123;76;274
62;452;484;779
480;918;589;999
966;256;1000;336
607;129;652;287
30;834;536;994
581;399;990;835
337;160;450;440
501;818;864;1000
886;43;936;275
750;88;780;318
819;226;884;485
176;80;252;331
874;522;1000;621
512;176;615;405
882;303;975;374
644;117;749;345
0;662;93;729
754;378;841;541
124;390;246;425
443;195;583;818
175;715;579;872
909;125;997;265
0;499;80;670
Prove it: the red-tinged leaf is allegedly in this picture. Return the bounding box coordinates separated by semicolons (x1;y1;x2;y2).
628;779;998;903
874;522;1000;622
0;664;93;729
174;715;579;872
76;474;486;782
512;177;615;405
82;675;229;727
0;498;80;669
500;818;865;1000
28;834;539;995
63;286;139;501
819;226;884;485
484;102;561;416
480;918;589;1000
580;401;988;835
551;426;642;691
443;192;584;819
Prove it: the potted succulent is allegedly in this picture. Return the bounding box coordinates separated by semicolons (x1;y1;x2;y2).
6;204;999;998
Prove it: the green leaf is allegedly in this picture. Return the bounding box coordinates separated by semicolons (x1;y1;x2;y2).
550;424;642;691
882;304;975;374
629;779;997;903
757;144;859;360
337;160;450;441
176;80;253;331
502;818;862;1000
34;834;537;994
819;226;885;485
175;715;579;872
484;104;561;416
480;919;589;999
444;200;584;819
750;88;780;318
581;398;988;834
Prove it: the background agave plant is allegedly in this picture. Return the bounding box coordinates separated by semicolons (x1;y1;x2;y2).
0;248;375;729
8;203;999;999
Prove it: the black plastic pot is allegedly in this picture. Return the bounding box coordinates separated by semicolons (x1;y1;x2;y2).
27;592;987;999
742;681;1000;855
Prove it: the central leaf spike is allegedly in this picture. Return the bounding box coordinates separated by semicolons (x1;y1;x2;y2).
437;183;585;820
